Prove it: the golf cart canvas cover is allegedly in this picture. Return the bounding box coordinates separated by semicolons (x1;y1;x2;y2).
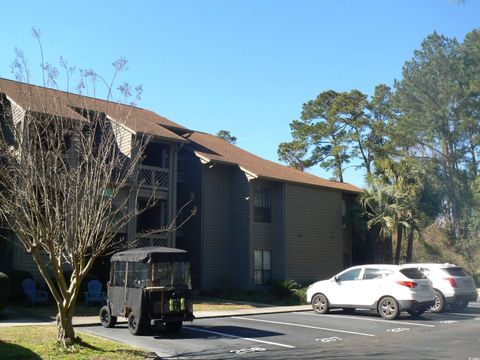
111;246;188;263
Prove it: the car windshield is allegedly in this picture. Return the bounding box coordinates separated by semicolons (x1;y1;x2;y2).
400;268;427;280
443;267;468;277
152;261;192;289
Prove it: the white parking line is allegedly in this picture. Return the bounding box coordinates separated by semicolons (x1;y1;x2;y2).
428;312;478;319
294;312;436;328
183;326;295;349
232;316;375;337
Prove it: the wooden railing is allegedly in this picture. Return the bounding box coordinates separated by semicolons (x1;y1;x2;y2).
137;165;170;189
136;233;170;248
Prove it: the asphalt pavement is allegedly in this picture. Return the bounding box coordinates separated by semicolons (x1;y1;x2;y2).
80;301;480;359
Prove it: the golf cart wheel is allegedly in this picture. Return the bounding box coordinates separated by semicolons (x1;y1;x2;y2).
312;293;329;314
407;308;425;317
127;312;144;335
99;305;117;328
378;296;400;320
165;321;183;333
430;289;445;313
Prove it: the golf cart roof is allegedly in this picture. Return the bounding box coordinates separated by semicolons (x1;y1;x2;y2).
111;246;188;263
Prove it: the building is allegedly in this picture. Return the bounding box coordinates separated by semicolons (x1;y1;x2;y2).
0;78;362;289
177;131;361;289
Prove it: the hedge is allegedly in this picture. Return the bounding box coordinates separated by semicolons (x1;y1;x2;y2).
0;272;10;312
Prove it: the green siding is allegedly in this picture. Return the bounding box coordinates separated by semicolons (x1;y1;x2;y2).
176;150;203;287
202;165;233;289
285;183;344;283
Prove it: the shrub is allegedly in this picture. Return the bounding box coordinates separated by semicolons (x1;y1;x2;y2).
3;269;33;301
270;279;300;299
0;272;10;312
293;287;308;305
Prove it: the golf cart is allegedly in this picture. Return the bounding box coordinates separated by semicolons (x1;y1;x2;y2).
99;246;195;335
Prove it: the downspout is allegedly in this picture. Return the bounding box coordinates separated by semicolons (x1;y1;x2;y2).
200;163;206;290
283;182;288;279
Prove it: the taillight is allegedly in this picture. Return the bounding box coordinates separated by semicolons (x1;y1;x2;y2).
397;281;417;288
444;277;457;288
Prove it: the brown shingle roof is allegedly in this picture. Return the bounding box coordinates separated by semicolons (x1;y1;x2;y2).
185;131;362;193
0;78;187;142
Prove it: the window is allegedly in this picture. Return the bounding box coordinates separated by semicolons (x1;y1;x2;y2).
254;187;271;223
443;267;468;277
337;268;361;281
151;262;192;288
254;250;271;285
400;268;428;280
363;268;384;280
127;262;150;287
112;262;126;286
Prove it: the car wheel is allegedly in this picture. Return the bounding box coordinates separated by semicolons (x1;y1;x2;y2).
312;294;329;314
343;308;355;314
127;312;144;335
430;289;445;313
99;305;117;328
407;308;425;317
450;299;469;311
378;296;400;320
165;321;183;333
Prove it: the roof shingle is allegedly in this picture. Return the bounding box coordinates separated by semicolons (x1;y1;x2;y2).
185;131;362;193
0;78;187;142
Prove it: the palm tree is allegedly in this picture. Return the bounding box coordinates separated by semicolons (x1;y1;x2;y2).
361;158;423;264
359;177;403;263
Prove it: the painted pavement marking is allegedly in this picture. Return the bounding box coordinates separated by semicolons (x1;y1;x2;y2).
232;316;375;337
294;311;436;328
183;326;295;349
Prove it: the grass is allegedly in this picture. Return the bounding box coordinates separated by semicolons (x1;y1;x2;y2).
0;298;256;360
0;326;146;360
193;298;257;311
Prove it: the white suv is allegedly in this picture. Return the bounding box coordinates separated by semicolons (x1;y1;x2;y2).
400;263;478;312
306;265;435;320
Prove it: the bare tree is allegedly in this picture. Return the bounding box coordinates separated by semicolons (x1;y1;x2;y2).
0;32;195;347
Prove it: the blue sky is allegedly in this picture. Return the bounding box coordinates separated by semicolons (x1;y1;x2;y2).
0;1;478;187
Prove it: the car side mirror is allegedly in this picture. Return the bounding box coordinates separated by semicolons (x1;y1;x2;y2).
334;276;339;282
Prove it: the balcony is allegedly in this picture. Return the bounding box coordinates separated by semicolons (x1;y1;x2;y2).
136;233;170;248
138;165;170;190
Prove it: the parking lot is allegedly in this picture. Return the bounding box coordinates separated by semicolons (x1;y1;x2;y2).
81;302;480;359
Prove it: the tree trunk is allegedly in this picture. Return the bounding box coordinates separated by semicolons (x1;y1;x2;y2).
386;235;393;264
335;155;344;183
56;304;76;346
406;228;414;263
395;224;403;265
469;136;478;177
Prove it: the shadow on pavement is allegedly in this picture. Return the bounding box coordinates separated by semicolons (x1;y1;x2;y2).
152;325;285;340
